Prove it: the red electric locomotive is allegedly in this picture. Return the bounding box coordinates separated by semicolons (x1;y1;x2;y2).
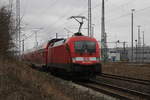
24;33;101;78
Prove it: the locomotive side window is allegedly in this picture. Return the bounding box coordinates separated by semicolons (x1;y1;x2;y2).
74;41;96;53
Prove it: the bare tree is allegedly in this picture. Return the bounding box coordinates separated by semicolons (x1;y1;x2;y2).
0;6;15;59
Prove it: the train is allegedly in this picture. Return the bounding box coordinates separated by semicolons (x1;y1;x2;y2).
24;33;102;79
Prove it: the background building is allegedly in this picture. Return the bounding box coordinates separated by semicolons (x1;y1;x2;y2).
107;46;150;63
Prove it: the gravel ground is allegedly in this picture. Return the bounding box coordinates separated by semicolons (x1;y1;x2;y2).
102;62;150;81
1;60;149;100
0;60;71;100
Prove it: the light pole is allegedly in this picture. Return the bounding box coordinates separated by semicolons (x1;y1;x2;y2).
137;25;141;62
142;31;145;63
131;9;135;62
135;40;137;63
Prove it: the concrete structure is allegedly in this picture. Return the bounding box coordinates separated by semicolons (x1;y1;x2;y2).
107;46;150;63
108;50;120;62
128;46;150;63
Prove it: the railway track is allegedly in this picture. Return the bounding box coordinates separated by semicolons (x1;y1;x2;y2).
75;73;150;100
76;79;150;100
29;65;150;99
100;73;150;85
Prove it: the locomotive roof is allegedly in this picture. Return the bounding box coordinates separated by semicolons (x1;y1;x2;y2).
66;36;97;42
24;36;97;54
48;38;65;44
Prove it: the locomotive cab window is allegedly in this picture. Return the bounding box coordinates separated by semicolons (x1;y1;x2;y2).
53;39;65;47
74;41;96;53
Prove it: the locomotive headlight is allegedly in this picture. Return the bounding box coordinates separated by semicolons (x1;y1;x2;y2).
72;57;84;61
89;57;96;61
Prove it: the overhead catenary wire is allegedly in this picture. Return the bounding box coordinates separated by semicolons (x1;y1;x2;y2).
22;0;150;49
105;5;150;23
44;1;150;42
36;0;150;35
23;0;133;37
40;1;87;39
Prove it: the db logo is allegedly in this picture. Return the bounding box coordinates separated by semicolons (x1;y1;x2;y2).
84;57;89;62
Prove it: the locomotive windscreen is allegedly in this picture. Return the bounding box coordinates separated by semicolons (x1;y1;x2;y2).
74;41;96;53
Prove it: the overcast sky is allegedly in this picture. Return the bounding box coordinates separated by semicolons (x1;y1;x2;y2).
1;0;150;50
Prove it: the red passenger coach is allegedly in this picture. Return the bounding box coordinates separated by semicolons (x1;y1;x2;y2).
24;34;102;78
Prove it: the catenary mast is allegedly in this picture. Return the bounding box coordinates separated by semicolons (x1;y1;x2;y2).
88;0;92;37
16;0;21;57
101;0;108;61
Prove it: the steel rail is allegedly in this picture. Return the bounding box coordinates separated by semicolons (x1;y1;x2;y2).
100;73;150;85
76;82;130;100
90;79;150;99
76;79;150;100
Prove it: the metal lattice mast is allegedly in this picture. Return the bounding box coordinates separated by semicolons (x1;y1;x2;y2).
101;0;107;61
16;0;21;56
88;0;92;37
